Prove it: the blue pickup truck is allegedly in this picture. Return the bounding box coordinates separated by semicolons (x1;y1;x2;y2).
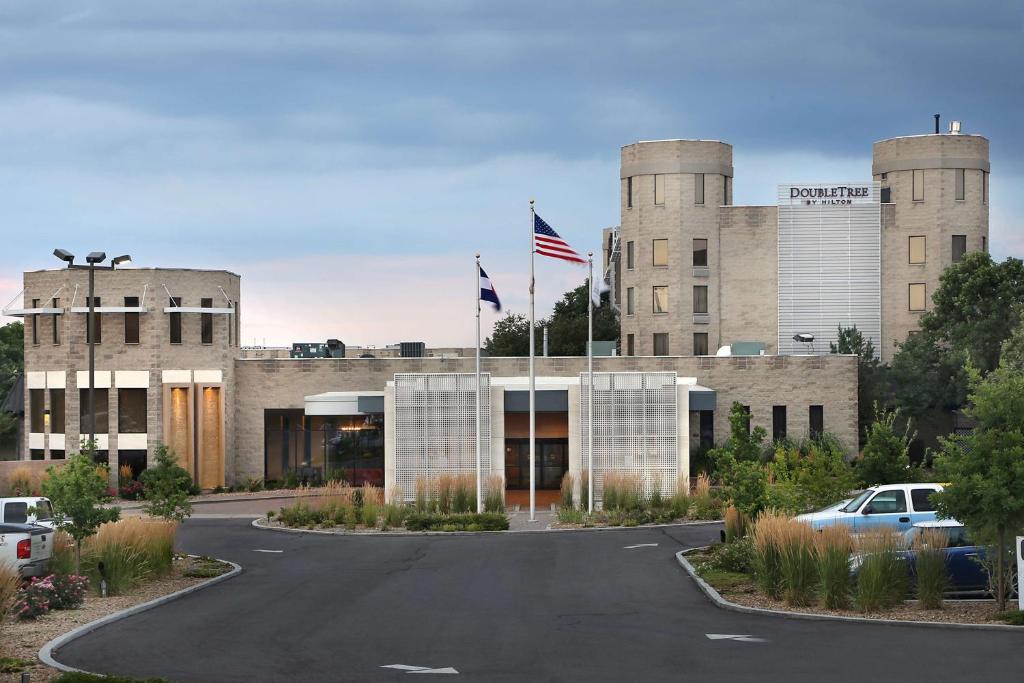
795;483;944;533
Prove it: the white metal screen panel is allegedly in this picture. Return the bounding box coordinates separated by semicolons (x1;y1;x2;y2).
777;182;881;356
580;372;678;502
394;373;491;501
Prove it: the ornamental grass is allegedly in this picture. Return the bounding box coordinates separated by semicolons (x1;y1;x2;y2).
484;474;505;513
0;560;19;627
5;465;36;496
602;471;643;511
750;510;788;599
815;524;854;609
560;472;576;510
669;476;691;519
912;528;949;610
777;520;818;606
854;529;907;612
724;505;748;542
83;518;178;595
580;469;590;512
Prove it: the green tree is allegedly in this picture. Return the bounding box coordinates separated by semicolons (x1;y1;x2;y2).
41;443;121;573
483;312;534;357
768;436;858;513
710;403;770;517
933;363;1024;611
1000;311;1024;372
139;444;194;522
830;325;884;445
856;405;918;486
0;322;25;441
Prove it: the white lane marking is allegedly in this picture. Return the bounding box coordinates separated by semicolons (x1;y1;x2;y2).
382;664;459;674
252;549;284;553
623;543;659;549
705;633;768;643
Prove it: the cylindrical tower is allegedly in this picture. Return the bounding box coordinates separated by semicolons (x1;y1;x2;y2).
618;140;733;357
873;128;989;360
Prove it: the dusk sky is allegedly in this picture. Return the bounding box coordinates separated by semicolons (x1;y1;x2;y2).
2;1;1022;347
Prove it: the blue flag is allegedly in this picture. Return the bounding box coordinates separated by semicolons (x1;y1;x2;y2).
479;266;501;312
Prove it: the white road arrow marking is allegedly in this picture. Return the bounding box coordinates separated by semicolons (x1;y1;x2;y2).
705;633;768;643
252;549;284;553
381;665;459;674
409;668;459;674
382;665;429;671
624;543;659;549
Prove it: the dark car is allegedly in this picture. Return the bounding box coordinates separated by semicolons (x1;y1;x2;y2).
899;521;1018;597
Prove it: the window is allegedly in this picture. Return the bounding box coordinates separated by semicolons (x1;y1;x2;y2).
652;239;668;266
654;174;665;205
693;238;708;267
201;297;213;344
909;283;927;311
52;298;60;344
235;300;240;346
49;389;65;433
772;405;787;441
955;168;965;200
228;302;233;346
30;389;44;432
866;490;907;514
118;388;147;434
982;171;988;204
694;173;704;205
169;297;182;344
809;405;823;439
79;388;109;434
124;296;140;344
724;175;730;205
86;297;101;344
653;286;668;314
912;169;924;201
653;333;669;356
741;405;751;434
693;333;708;356
31;298;39;344
626;241;634;270
693;285;708;314
911;488;937;512
982;236;987;253
50;450;65;460
880;186;891;203
952;235;967;263
626;287;635;315
626;334;635;357
30;450;44;461
626;177;633;208
4;502;28;523
908;236;926;264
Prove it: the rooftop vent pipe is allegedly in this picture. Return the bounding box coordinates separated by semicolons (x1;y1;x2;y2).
934;114;940;134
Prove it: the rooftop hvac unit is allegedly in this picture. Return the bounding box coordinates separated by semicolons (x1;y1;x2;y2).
948;120;962;134
400;341;425;358
326;339;346;359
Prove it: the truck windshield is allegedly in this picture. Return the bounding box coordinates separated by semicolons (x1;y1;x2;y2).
842;489;874;513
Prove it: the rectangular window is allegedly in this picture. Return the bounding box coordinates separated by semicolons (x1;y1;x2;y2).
653;286;668;314
911;488;937;512
694;173;704;205
124;296;140;344
50;450;65;460
52;298;60;345
880;186;891;203
228;301;233;346
912;169;924;201
693;333;708;356
234;300;240;346
626;334;635;357
724;176;731;205
49;389;65;433
626;241;634;270
652;238;668;267
772;405;787;441
741;405;751;434
693;238;708;267
86;297;101;344
809;405;824;439
982;236;987;253
982;171;988;204
627;177;633;208
952;235;967;263
79;387;109;434
909;283;927;311
201;297;213;344
30;389;45;432
118;388;147;434
31;299;39;345
693;285;708;314
908;236;926;264
626;287;635;315
169;297;182;344
654;174;665;205
955;168;965;200
653;333;669;356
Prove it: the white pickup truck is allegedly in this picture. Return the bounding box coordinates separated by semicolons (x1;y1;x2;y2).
1;496;56;529
0;522;52;578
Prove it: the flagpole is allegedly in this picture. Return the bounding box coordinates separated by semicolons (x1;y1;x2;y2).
475;253;483;514
587;252;594;515
529;199;536;522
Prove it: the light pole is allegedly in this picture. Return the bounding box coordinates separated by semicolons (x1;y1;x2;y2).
53;250;132;458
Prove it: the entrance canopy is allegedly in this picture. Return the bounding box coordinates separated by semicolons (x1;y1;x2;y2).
304;391;384;416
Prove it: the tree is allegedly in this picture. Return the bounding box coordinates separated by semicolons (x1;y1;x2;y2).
41;443;120;573
140;443;194;522
830;325;884;445
0;322;24;441
482;312;534;357
1000;311;1024;372
856;405;918;486
710;403;770;517
933;363;1024;611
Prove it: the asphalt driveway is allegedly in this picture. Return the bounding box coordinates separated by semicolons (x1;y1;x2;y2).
55;520;1021;682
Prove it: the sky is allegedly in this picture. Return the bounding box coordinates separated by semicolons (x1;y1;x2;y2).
1;1;1022;347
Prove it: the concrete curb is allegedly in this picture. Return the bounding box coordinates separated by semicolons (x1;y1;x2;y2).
675;548;1023;633
252;516;723;537
39;556;243;674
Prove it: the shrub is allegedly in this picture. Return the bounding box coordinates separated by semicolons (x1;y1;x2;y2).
912;528;948;609
283;470;300;489
484;474;505;513
13;577;55;619
139;444;193;522
560;472;575;510
855;529;907;611
557;507;585;524
815;525;854;609
246;477;264;493
404;512;509;532
751;510;787;599
710;536;754;573
53;673;170;683
648;474;665;509
669;476;691;519
49;573;90;609
997;610;1024;626
360;483;381;526
119;480;145;500
82;518;177;594
381;503;406;528
118;464;134;488
603;471;642;511
724;505;747;542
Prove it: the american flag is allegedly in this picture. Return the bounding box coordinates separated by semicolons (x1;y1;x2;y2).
534;213;586;265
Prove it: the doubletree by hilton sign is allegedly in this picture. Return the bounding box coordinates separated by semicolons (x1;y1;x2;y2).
783;184;876;206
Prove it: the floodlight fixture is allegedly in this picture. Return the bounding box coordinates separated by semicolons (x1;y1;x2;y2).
86;251;107;264
793;333;815;344
111;254;132;267
53;248;75;265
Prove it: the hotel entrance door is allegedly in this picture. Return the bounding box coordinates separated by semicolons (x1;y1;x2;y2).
504;439;568;490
